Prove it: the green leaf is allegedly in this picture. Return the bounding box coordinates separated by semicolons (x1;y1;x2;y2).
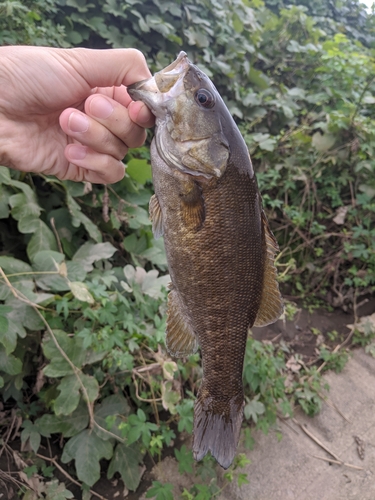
33;250;69;292
69;281;95;303
42;330;86;377
43;479;74;500
94;394;130;441
36;401;89;438
66;193;102;243
0;256;32;274
54;373;99;415
126;158;152;184
73;242;117;271
61;429;113;486
244;398;265;423
0;347;22;375
107;443;144;491
146;481;174;500
175;445;193;474
0;317;19;355
27;220;58;262
312;132;336;152
21;420;41;453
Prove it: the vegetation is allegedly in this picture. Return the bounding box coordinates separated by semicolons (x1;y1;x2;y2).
0;0;375;498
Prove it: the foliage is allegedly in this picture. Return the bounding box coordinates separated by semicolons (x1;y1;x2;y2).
1;0;375;497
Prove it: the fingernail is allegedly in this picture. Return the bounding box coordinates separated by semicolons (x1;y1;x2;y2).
90;96;113;119
68;144;87;160
68;112;89;133
136;104;152;125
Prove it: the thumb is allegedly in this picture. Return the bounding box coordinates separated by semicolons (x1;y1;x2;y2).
64;47;152;89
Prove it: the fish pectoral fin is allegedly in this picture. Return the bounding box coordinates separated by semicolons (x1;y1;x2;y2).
254;211;284;327
179;181;205;231
166;289;198;357
149;194;164;239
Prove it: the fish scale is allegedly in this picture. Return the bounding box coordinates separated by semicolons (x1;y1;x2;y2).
128;51;283;469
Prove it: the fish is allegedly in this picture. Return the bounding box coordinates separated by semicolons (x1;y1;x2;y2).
127;52;283;469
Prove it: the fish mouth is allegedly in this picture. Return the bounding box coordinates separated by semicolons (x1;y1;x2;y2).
127;51;190;113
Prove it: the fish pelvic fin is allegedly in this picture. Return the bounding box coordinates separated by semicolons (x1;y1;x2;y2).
193;390;244;469
149;194;164;239
166;289;199;357
254;210;284;327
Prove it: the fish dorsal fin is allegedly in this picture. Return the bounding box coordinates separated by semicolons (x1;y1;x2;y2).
166;289;199;357
149;194;164;239
254;211;284;327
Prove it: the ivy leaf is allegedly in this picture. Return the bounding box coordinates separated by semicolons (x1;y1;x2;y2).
312;132;336;152
73;242;117;272
42;330;86;377
66;193;102;243
27;220;58;262
0;347;22;375
0;317;24;355
36;401;89;438
61;429;113;486
21;420;41;453
107;443;144;491
54;374;99;416
69;281;95;304
93;394;130;441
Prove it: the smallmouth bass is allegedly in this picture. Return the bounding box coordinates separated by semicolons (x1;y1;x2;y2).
128;52;283;469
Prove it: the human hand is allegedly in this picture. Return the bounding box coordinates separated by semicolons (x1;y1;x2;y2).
0;46;154;184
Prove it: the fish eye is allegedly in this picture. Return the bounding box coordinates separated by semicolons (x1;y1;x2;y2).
194;89;215;109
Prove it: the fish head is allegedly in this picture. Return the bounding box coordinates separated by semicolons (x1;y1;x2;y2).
128;52;231;180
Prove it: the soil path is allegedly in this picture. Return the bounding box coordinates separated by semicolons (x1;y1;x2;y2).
222;348;375;500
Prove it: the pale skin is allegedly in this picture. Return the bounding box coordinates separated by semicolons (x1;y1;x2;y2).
0;45;155;184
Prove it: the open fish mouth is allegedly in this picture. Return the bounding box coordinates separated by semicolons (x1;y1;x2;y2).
127;52;190;114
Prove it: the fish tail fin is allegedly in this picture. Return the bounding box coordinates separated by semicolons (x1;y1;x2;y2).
193;389;244;469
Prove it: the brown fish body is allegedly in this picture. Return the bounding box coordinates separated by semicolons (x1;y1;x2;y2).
128;52;283;469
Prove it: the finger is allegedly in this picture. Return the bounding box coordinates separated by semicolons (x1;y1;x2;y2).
84;94;149;148
67;48;152;89
128;100;155;129
59;107;129;158
64;144;126;184
94;86;155;128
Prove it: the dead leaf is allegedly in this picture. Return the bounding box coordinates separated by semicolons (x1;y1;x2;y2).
333;206;349;225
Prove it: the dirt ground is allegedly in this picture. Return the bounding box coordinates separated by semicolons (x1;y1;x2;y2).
1;297;374;499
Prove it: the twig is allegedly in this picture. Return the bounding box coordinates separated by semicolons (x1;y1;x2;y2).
36;454;108;500
292;418;342;462
50;217;63;254
132;374;162;403
278;414;299;435
311;454;364;471
0;414;16;460
319;392;351;424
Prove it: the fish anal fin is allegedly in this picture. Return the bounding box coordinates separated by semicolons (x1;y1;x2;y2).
254;211;284;327
166;289;198;357
149;194;163;239
193;390;244;469
179;181;205;231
